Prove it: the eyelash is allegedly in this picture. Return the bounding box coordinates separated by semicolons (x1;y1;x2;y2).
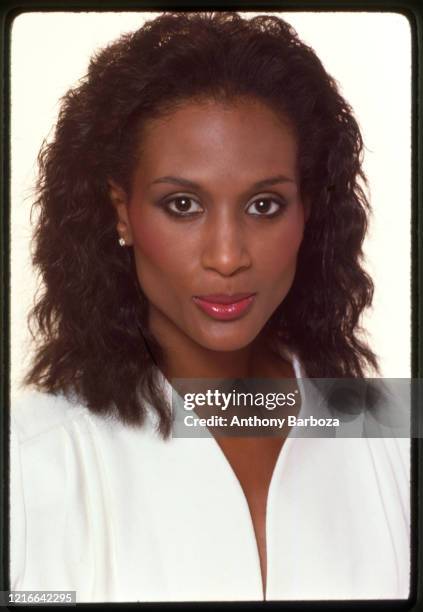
161;195;287;218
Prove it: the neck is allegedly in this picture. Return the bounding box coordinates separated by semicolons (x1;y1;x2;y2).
161;334;267;380
147;311;280;381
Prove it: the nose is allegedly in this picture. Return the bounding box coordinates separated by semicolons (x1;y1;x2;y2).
201;211;252;277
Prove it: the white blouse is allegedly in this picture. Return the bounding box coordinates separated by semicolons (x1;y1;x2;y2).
10;358;410;603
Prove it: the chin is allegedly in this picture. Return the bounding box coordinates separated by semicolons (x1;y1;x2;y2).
195;328;260;353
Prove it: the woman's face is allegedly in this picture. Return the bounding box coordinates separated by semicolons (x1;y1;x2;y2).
111;98;306;353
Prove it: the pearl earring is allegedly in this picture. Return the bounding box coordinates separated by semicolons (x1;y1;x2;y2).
118;237;126;247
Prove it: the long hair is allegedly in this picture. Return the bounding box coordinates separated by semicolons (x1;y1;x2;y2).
25;12;378;437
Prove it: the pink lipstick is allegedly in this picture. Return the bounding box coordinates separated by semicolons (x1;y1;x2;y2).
192;293;256;321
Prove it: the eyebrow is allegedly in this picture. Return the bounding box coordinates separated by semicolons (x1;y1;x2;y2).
150;174;295;189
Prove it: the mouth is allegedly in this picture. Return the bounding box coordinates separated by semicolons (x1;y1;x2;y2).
192;293;256;321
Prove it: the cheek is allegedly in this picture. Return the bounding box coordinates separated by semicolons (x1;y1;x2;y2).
128;209;198;289
254;210;305;278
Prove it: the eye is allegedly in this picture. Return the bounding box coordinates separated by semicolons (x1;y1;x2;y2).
246;196;285;217
164;195;203;217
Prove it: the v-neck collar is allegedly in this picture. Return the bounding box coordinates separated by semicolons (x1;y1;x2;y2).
153;351;310;600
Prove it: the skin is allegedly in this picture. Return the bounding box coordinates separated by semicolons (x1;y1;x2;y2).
110;97;307;596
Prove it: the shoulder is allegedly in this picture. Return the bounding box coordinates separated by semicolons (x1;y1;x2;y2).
11;387;163;473
10;389;96;507
11;388;91;444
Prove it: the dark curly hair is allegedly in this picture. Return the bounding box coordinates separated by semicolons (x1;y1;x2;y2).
25;11;378;437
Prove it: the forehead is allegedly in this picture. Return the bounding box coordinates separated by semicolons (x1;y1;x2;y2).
134;98;298;182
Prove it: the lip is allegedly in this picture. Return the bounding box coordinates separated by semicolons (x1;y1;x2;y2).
192;293;256;321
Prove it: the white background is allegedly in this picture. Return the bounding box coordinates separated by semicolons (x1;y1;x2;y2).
10;12;412;395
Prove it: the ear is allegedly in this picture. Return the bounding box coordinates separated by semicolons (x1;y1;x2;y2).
108;179;133;246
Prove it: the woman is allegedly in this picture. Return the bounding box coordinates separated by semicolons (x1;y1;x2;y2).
11;11;409;603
